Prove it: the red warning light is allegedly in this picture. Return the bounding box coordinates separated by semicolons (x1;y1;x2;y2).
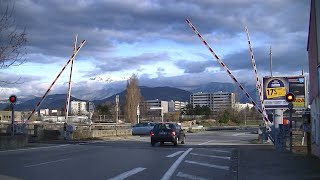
285;92;295;103
9;95;17;103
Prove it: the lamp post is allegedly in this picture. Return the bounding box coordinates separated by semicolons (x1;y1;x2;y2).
137;104;140;124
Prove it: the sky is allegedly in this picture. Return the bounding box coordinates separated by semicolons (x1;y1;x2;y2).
0;0;311;100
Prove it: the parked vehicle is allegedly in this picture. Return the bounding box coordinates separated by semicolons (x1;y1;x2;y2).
150;122;185;146
132;122;156;135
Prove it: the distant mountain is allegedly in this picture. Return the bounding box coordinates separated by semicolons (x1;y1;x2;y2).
93;86;192;105
93;86;126;100
7;82;260;111
190;82;258;103
14;94;82;111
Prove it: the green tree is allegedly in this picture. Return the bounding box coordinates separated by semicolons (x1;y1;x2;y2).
202;106;211;117
229;108;243;124
96;104;110;115
125;74;141;124
217;110;230;124
183;104;194;115
194;105;203;115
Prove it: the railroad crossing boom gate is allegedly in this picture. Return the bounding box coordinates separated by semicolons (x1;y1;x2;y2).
185;19;271;126
27;36;86;122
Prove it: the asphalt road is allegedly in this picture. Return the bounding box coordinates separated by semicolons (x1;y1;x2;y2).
0;130;258;180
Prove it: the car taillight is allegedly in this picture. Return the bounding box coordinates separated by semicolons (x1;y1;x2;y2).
150;131;154;136
171;131;176;136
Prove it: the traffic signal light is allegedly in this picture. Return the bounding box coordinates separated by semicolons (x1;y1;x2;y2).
9;95;17;104
285;92;295;103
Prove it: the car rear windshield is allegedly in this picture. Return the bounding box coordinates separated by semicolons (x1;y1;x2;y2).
154;123;175;130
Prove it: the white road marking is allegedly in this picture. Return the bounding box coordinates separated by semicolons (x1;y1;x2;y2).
176;171;209;180
0;144;71;153
161;148;193;180
198;140;216;145
107;167;146;180
185;160;230;171
190;153;231;160
199;148;232;153
25;158;70;168
166;151;184;158
232;133;245;136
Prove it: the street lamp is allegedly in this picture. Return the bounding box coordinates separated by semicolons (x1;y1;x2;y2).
150;107;163;122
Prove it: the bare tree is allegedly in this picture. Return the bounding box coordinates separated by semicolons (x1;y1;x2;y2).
125;74;141;125
0;2;27;84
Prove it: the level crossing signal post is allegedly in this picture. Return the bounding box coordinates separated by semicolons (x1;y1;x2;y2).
285;92;295;152
9;95;17;136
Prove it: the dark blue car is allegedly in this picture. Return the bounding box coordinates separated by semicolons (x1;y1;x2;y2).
150;122;186;146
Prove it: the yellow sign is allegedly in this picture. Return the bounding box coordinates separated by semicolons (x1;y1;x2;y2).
266;87;286;99
293;98;305;107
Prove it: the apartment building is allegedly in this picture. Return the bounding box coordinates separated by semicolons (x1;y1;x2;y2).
234;102;254;111
40;109;50;116
212;91;235;113
144;99;169;114
190;91;236;113
190;92;214;111
0;111;22;122
168;100;188;112
71;100;89;115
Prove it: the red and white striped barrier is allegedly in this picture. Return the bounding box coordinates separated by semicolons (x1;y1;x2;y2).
185;19;270;124
244;26;268;122
27;38;86;121
65;35;78;121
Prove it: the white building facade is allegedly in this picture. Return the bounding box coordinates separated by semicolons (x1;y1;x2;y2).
145;99;168;113
212;91;236;113
168;100;188;112
234;103;254;111
71;100;89;115
190;92;214;111
190;91;236;113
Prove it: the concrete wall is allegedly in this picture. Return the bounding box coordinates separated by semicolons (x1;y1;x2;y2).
0;135;28;150
72;129;132;139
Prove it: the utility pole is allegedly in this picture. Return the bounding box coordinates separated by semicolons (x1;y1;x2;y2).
270;46;273;77
9;95;17;136
288;102;293;152
116;95;119;124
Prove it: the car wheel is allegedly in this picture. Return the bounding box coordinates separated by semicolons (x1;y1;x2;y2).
173;138;178;146
160;141;164;145
181;136;185;144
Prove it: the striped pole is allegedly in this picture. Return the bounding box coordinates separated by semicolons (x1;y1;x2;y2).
244;26;268;123
27;39;86;121
185;19;270;124
65;35;78;122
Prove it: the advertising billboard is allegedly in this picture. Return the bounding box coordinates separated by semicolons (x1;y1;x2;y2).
263;76;307;109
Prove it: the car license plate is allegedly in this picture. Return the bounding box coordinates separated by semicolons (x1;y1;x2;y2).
159;132;167;135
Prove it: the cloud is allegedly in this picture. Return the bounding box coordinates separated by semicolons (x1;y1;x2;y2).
86;53;170;76
0;0;311;100
175;60;213;73
6;0;308;62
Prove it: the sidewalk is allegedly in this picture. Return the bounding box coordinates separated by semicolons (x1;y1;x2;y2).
238;145;320;180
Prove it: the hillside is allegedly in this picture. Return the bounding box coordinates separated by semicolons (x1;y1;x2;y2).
94;86;192;105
